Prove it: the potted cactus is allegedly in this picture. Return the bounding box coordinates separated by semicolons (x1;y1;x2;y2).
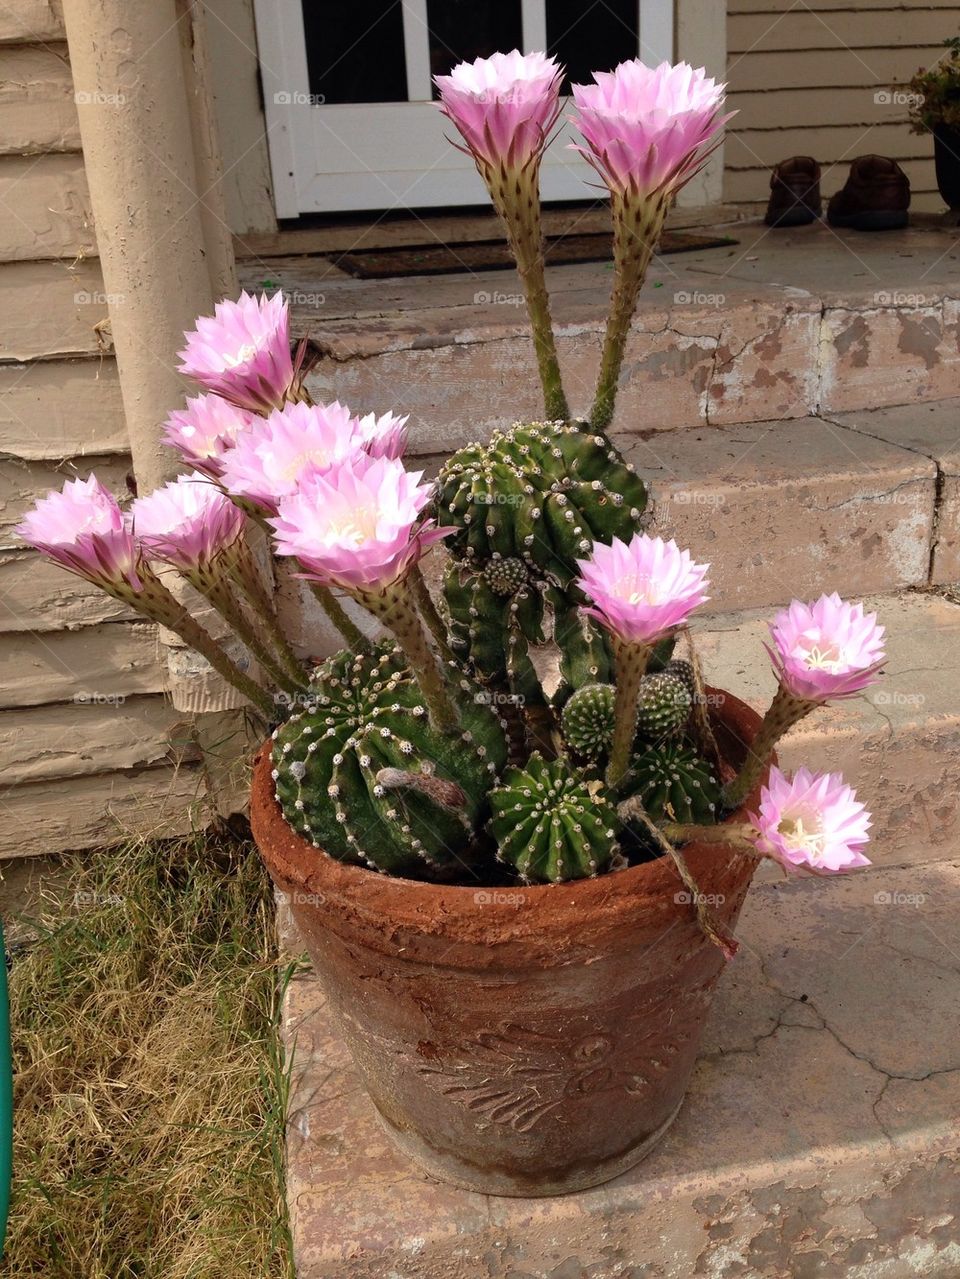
19;54;884;1196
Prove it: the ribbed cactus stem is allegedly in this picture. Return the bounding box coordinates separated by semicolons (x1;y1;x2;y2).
223;536;310;689
591;190;670;431
722;683;815;811
490;163;568;422
110;569;276;716
606;637;651;790
356;581;460;733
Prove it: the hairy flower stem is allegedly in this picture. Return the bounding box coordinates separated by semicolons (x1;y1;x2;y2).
182;560;304;697
306;581;369;652
490;163;568;421
112;572;276;716
722;684;815;811
245;504;369;653
606;638;650;790
223;537;310;688
409;563;456;664
356;583;461;733
591;191;669;431
681;627;724;778
620;799;740;960
661;822;759;856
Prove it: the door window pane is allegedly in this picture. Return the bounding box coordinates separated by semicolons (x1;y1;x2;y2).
426;0;523;88
304;1;408;104
546;0;639;91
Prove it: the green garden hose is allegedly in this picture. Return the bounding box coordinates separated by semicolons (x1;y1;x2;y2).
0;923;12;1254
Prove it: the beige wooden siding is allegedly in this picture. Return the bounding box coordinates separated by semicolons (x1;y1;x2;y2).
725;2;960;211
0;4;199;857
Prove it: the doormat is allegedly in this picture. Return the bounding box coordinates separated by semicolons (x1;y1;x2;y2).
331;230;737;280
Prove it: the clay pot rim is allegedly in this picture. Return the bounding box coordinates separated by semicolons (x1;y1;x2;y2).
251;685;767;946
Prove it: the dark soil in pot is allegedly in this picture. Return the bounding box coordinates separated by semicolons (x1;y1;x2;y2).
252;688;767;1196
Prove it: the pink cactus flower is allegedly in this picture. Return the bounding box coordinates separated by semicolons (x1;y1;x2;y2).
768;594;886;702
436;50;563;171
163;392;256;478
570;60;729;201
177;291;295;414
353;408;409;460
16;475;142;591
752;766;872;874
576;533;710;646
132;472;245;571
220;400;367;512
269;453;448;592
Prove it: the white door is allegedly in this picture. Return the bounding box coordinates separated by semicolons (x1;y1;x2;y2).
254;0;675;217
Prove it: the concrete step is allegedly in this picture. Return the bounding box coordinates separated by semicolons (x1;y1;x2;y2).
241;222;960;449
281;857;960;1278
693;589;960;872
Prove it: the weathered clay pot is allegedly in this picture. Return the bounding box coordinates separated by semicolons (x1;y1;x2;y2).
252;689;765;1196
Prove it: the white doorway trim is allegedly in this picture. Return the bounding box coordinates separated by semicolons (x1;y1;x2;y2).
254;0;677;218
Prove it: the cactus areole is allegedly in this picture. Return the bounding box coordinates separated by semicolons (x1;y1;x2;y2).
19;49;883;1197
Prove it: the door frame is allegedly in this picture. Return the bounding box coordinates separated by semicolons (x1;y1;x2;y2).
253;0;707;218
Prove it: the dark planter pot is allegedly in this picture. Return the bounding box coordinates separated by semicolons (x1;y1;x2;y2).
252;689;766;1197
934;124;960;210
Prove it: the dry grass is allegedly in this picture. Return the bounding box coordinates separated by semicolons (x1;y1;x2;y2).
0;829;297;1279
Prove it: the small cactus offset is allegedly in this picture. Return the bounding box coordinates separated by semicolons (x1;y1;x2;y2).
436;421;647;586
561;683;615;760
635;671;693;742
272;642;508;877
490;753;622;883
629;742;722;826
482;556;529;595
664;658;696;699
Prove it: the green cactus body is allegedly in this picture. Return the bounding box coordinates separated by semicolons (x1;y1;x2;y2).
444;558;545;685
561;682;615;759
551;597;615;710
664;658;696;698
635;671;693;741
490;753;622;883
272;642;508;876
437;422;647;586
629;742;722;825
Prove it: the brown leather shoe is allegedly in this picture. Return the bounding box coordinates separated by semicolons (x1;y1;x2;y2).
827;156;910;231
765;156;822;227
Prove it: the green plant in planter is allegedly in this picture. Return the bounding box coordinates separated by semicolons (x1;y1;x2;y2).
906;37;960;133
17;51;883;961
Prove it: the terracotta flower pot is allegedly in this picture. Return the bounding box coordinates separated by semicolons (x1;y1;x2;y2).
252;688;765;1197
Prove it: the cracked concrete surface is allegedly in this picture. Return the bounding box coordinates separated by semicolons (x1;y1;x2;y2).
238;222;960;451
281;857;960;1278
